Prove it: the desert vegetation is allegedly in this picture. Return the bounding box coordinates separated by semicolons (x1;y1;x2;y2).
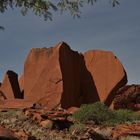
72;102;140;125
0;102;140;139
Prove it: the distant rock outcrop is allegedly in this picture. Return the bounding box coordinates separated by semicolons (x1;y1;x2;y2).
84;50;127;106
113;85;140;110
0;70;22;99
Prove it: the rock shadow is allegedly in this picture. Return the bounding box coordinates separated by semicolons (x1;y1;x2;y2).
59;43;99;109
80;54;100;105
7;71;23;99
104;70;127;106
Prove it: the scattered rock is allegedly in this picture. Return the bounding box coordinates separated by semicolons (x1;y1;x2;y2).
32;112;42;122
40;120;53;128
67;107;79;114
88;128;109;140
14;130;28;140
112;123;140;139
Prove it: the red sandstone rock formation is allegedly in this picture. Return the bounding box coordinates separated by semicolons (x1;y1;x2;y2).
0;70;22;99
84;50;127;106
0;42;127;110
23;42;127;109
24;42;95;109
113;85;140;110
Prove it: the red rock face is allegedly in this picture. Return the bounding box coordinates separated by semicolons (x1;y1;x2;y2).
24;42;94;109
84;50;127;106
0;70;22;99
24;43;63;109
113;85;140;110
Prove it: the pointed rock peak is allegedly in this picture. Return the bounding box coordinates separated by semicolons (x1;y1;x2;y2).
1;70;22;99
58;41;69;46
6;70;18;78
54;41;71;50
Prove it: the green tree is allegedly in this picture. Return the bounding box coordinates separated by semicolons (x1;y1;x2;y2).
0;0;120;30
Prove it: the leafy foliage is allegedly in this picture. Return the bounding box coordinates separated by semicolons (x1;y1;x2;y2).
0;0;120;20
0;0;120;31
73;102;140;125
73;102;115;124
0;25;5;31
114;109;140;124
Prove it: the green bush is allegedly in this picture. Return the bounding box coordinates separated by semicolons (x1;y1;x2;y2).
72;102;115;124
114;109;140;124
72;102;140;125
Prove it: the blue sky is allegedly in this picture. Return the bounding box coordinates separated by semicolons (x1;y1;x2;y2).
0;0;140;84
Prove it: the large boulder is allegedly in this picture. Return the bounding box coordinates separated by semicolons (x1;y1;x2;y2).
84;50;127;106
0;70;22;99
24;42;97;109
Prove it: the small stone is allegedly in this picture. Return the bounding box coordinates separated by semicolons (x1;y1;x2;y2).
40;120;53;128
